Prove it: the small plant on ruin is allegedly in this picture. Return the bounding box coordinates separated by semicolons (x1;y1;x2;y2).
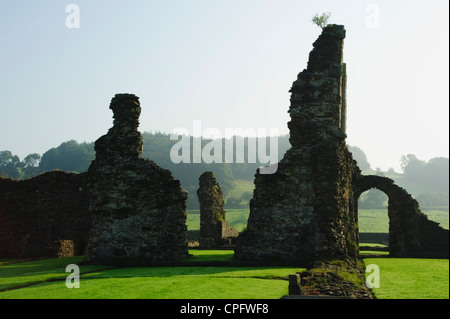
312;12;331;29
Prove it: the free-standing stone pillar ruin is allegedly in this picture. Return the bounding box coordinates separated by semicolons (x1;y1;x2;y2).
197;171;239;249
235;25;359;266
84;93;189;265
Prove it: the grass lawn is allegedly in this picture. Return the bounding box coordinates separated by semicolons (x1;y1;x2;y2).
358;209;390;233
363;258;449;299
1;276;289;299
2;252;448;299
182;249;235;262
357;209;449;233
0;256;113;291
0;252;304;299
187;208;250;232
1;207;448;299
360;251;389;256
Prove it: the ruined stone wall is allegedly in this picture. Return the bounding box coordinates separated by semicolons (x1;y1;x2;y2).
235;25;359;266
0;171;90;258
84;94;189;265
197;171;238;249
356;175;449;258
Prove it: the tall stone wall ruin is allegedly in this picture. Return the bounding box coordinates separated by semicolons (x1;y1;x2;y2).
235;25;359;266
84;94;189;265
235;25;448;265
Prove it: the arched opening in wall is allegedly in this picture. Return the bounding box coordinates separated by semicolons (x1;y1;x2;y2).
358;188;390;256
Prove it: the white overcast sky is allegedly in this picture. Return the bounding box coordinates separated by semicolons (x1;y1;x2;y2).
0;0;448;172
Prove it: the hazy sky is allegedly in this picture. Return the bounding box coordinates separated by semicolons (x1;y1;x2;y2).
0;0;448;172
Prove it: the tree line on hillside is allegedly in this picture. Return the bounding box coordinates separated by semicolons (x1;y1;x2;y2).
1;132;448;210
401;154;449;192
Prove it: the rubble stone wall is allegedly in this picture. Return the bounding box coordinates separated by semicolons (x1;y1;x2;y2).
197;171;238;249
84;94;189;265
0;171;90;258
235;25;359;266
356;175;449;258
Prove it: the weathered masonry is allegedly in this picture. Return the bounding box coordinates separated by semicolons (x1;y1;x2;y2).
235;25;448;265
235;25;358;266
84;93;189;265
197;171;238;249
356;175;448;258
0;26;447;264
0;171;90;258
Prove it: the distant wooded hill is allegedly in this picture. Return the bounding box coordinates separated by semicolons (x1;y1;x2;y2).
1;132;448;210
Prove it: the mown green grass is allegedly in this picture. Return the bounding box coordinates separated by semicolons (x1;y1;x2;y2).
358;209;390;233
1;253;448;299
183;249;235;262
359;243;389;255
2;255;448;299
0;276;290;299
187;208;250;232
2;208;448;299
223;209;250;232
0;256;111;291
0;252;304;299
186;209;200;231
358;209;448;233
359;251;389;255
363;258;449;299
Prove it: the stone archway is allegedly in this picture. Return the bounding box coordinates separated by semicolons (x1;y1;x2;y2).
356;175;449;258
